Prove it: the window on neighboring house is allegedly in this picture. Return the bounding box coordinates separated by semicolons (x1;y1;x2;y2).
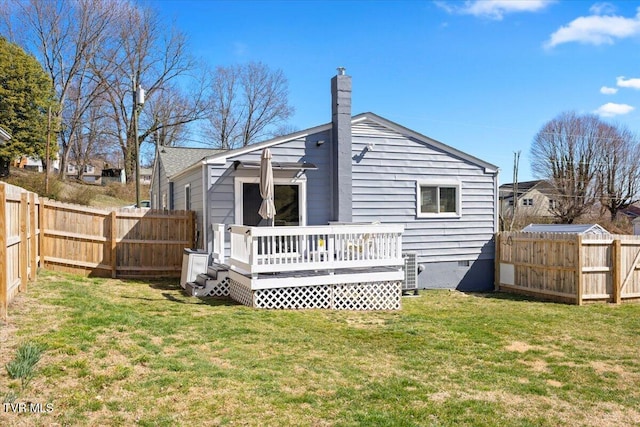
508;199;514;206
84;165;94;173
522;198;533;206
162;193;167;210
67;164;76;173
185;184;191;210
416;181;461;217
549;199;556;210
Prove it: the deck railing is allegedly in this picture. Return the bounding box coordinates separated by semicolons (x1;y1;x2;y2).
228;223;404;276
211;223;226;264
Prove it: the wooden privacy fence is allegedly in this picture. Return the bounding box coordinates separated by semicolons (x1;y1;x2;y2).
1;182;196;319
42;200;195;279
496;231;640;305
0;183;40;320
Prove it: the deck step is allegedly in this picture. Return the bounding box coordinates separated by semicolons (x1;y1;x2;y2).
207;263;229;278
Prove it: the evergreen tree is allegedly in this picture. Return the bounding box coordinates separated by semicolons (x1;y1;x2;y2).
0;36;57;161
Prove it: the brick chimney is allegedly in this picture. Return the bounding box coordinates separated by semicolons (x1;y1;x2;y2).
331;67;352;223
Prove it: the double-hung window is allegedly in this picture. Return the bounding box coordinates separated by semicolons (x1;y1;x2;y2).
416;180;461;218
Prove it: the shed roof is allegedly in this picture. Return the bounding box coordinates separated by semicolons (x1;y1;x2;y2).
521;224;609;235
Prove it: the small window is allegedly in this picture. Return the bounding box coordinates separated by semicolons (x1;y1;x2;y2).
549;199;556;209
522;198;533;206
162;193;167;210
185;184;191;210
416;181;460;217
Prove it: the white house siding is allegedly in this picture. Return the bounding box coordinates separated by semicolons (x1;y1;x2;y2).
351;120;497;291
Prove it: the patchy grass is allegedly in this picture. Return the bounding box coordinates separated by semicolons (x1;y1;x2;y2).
1;271;639;426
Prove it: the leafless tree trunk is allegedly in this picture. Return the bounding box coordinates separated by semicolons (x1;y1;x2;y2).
206;62;294;149
531;112;606;224
596;126;640;221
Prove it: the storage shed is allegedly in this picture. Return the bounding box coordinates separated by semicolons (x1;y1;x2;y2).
521;224;610;235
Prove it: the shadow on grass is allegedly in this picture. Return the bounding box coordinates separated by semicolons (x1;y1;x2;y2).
466;290;569;305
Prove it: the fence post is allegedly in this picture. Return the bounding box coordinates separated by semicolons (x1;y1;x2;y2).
0;184;7;320
19;192;28;292
110;210;117;279
39;199;45;269
29;193;37;280
575;234;583;306
612;238;622;304
494;233;500;291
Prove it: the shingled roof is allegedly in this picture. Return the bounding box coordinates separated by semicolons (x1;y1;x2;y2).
157;146;223;178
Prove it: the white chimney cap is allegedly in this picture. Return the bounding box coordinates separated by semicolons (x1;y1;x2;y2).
337;67;346;76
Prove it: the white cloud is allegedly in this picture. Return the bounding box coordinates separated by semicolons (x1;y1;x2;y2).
436;0;554;20
589;3;617;15
545;7;640;48
616;76;640;89
600;86;618;94
594;102;635;117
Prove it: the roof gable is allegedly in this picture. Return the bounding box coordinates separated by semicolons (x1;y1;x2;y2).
197;112;498;174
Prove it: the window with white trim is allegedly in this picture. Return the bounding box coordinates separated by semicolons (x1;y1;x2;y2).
185;184;191;210
416;181;461;217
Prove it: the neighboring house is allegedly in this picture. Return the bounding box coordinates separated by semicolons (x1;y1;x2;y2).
499;180;556;219
151;146;223;211
154;70;500;291
140;168;153;186
65;162;103;184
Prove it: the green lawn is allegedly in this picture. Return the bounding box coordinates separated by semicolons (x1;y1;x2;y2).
1;270;639;426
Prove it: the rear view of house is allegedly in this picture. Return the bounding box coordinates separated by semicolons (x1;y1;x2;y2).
154;69;499;294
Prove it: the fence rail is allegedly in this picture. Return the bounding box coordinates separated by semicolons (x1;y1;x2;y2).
1;182;196;320
496;231;640;304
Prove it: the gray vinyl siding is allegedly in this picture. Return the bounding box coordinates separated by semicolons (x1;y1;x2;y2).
205;131;331;254
173;166;205;249
351;119;497;264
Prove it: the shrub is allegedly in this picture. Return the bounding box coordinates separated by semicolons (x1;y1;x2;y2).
62;185;96;206
3;172;62;199
5;342;44;390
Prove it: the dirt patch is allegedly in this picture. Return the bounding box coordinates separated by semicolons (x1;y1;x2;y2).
522;359;549;373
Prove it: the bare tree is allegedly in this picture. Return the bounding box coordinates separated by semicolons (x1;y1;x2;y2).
531;112;604;224
596;125;640;221
206;62;294;149
5;0;116;178
92;2;204;182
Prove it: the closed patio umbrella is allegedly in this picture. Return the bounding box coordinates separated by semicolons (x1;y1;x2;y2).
258;148;276;225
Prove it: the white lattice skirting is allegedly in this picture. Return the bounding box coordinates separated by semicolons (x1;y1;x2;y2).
228;279;402;311
201;278;231;297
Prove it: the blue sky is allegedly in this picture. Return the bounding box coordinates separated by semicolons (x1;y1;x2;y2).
149;0;640;184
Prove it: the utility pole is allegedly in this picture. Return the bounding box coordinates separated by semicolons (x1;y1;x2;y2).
132;74;145;208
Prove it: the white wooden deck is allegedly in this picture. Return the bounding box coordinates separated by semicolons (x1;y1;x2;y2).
214;223;405;310
227;223;405;288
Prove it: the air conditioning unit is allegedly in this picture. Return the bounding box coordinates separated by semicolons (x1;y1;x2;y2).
402;252;419;295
